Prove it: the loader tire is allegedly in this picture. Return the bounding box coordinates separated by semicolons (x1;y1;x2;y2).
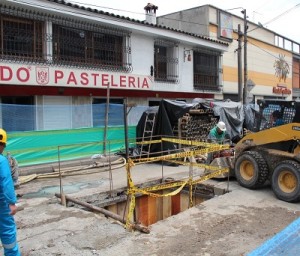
235;151;268;189
271;160;300;203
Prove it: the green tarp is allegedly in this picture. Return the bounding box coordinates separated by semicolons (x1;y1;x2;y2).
5;126;136;167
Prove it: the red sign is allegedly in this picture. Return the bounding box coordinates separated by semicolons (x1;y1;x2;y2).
273;84;291;95
0;64;153;90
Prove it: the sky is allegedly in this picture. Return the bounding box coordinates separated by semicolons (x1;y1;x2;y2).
67;0;299;43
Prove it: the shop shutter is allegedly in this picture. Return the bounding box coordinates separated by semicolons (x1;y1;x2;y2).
43;96;72;130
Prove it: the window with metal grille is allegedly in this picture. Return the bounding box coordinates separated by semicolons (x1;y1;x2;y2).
0;15;44;60
193;50;221;91
53;25;127;71
154;40;179;83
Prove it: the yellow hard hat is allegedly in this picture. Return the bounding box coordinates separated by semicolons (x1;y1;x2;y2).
0;129;7;144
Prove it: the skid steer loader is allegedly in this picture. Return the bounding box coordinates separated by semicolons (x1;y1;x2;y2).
234;99;300;203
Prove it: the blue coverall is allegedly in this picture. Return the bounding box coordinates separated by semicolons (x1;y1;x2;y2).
0;154;20;256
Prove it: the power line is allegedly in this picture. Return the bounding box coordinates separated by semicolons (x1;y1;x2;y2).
263;3;300;26
248;3;300;34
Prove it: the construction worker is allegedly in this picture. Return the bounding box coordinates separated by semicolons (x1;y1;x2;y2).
207;121;227;144
0;128;21;256
7;153;19;189
206;121;227;164
271;110;284;127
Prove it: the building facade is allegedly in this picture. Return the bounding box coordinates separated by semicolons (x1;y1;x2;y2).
0;0;230;131
1;1;300;132
158;5;300;102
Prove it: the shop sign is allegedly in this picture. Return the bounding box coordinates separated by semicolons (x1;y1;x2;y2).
273;84;291;95
0;64;153;90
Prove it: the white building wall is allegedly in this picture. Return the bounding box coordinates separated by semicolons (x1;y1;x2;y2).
180;47;194;92
131;34;153;76
131;33;208;94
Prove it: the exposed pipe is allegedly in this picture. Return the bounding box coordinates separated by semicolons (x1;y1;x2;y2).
55;193;150;234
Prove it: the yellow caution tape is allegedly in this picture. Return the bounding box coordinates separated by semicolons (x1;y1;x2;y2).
133;144;229;164
162;138;225;148
166;159;228;171
192;168;229;185
125;194;136;230
136;139;162;145
127;158;135;168
126;163;136;189
161;138;205;146
135;181;187;198
189;181;193;207
141;180;187;192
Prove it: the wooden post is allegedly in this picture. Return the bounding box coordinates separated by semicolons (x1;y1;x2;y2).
58;146;66;206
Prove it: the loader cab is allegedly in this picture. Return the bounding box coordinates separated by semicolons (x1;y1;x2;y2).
246;100;300;153
255;100;299;131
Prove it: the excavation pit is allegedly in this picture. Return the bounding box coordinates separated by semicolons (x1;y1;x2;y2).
65;179;228;227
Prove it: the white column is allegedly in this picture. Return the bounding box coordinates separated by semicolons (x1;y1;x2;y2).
45;21;53;62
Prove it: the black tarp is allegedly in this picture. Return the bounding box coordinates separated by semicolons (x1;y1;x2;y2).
152;100;194;153
136;100;195;155
154;100;193;136
136;99;245;156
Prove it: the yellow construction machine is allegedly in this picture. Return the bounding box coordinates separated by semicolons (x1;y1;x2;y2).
234;100;300;203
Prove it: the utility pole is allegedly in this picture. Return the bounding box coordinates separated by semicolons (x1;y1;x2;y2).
242;9;248;104
237;24;243;102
